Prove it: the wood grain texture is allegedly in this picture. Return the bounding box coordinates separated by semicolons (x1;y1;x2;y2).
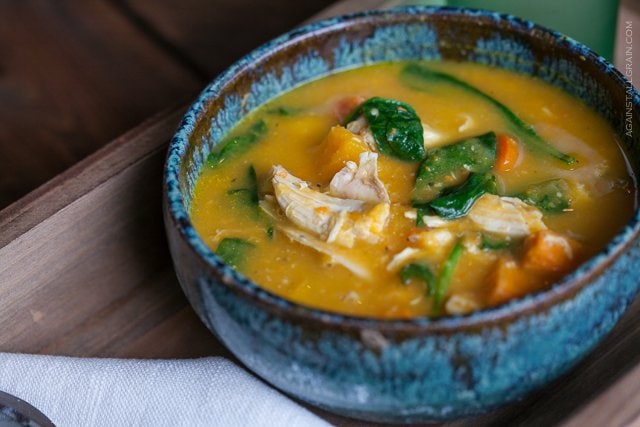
0;0;203;210
562;360;640;427
0;108;225;359
112;0;337;77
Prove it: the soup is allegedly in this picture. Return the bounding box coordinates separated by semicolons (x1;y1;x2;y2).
190;61;635;318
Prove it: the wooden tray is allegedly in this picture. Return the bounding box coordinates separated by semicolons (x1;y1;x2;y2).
2;2;639;425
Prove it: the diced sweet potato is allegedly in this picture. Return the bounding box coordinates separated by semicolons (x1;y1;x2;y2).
315;125;369;182
487;257;537;306
521;230;578;272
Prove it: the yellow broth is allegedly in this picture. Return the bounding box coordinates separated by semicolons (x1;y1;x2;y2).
190;61;635;318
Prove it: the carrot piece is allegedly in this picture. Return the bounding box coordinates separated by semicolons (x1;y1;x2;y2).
495;134;520;172
333;95;366;123
521;230;578;272
487;257;537;306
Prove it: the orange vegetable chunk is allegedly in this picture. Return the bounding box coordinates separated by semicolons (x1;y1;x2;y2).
495;134;520;172
521;230;578;272
315;125;369;182
488;257;537;306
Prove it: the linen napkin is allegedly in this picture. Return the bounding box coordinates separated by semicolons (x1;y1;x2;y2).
0;353;331;427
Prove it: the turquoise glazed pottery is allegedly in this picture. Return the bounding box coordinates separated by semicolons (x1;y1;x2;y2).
164;7;640;423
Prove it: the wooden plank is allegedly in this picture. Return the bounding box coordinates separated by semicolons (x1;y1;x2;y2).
0;0;202;210
562;361;640;427
0;108;224;359
113;0;338;76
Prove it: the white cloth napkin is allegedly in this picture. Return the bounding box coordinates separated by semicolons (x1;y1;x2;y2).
0;353;331;427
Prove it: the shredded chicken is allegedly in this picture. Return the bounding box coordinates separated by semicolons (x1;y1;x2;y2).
278;226;373;280
270;165;390;248
467;195;547;237
407;194;547;238
329;152;389;204
345;117;376;151
386;247;423;272
259;198;373;280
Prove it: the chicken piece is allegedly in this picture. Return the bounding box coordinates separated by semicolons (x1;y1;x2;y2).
347;116;447;152
278;225;373;280
260;197;372;280
270;165;389;248
329;152;390;204
467;194;547;237
346;116;377;151
386;247;424;272
409;229;455;253
445;293;481;315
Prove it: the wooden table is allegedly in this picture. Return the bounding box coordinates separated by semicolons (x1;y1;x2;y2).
1;1;640;425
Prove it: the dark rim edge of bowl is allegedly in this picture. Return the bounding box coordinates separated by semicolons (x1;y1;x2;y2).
164;6;640;334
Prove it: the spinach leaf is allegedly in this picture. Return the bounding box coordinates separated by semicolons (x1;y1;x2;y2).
427;173;496;219
267;106;301;116
400;64;576;165
434;241;464;313
401;263;435;296
216;238;255;268
517;179;571;213
344;97;425;162
481;234;514;251
227;166;273;231
414;132;497;202
227;166;259;206
415;205;431;227
207;120;267;168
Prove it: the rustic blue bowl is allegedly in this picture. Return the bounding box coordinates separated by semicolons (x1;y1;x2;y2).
164;7;640;423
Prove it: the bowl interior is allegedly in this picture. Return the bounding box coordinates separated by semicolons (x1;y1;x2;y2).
165;6;640;327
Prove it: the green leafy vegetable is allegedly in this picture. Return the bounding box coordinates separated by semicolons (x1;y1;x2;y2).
216;238;255;268
227;165;275;236
401;263;435;295
267;106;301;116
517;179;571;213
415;205;431;227
400;64;576;165
427;173;497;219
414;132;497;202
344;97;425;161
481;234;514;251
207;120;267;168
434;241;464;312
227;166;260;217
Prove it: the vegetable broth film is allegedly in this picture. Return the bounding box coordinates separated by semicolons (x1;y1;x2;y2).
190;61;635;318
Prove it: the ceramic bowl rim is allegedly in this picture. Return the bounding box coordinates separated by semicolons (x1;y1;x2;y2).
164;6;640;333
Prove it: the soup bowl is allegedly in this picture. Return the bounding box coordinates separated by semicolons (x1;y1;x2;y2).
164;7;640;423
